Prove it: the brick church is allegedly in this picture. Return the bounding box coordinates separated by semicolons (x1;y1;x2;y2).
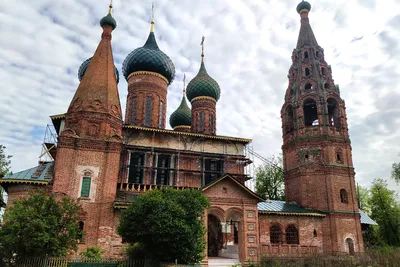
0;1;375;264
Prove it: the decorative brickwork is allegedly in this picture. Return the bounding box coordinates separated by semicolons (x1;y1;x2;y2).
280;5;363;254
191;98;216;135
125;73;168;128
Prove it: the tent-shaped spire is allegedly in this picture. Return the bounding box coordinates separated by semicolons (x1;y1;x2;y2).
296;1;319;49
68;3;121;119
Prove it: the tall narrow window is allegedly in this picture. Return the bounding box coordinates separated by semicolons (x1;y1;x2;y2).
270;225;282;244
80;177;91;197
78;221;84;243
321;68;326;75
304;51;309;59
285;105;294;133
210;114;214;134
286;225;299;244
131;97;137;124
305;68;310;76
156;154;171;185
199;112;204;132
340;189;348;204
303;99;318;126
204;159;223;185
316;51;319;58
145;96;152;126
327;98;341;128
158;101;164;128
128;152;145;184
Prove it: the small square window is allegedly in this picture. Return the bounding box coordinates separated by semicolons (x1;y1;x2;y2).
249;249;255;256
247;211;253;218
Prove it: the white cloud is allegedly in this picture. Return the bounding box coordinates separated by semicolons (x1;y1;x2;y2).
0;0;399;193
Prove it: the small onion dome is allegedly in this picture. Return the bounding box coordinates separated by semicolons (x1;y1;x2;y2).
78;57;120;84
186;62;220;102
169;96;191;129
100;13;117;30
296;1;311;14
122;32;175;84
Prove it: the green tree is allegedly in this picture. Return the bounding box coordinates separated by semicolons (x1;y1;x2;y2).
255;155;284;200
392;153;400;183
0;191;83;260
357;185;371;215
118;188;209;264
369;178;400;246
0;144;12;207
80;246;104;259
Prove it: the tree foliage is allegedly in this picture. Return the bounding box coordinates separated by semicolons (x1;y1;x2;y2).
357;185;371;215
0;191;83;259
118;188;210;264
392;154;400;184
255;155;284;200
80;246;104;259
0;144;12;205
369;178;400;246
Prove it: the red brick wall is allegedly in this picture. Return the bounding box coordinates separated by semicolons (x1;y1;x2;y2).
191;98;216;135
125;73;168;128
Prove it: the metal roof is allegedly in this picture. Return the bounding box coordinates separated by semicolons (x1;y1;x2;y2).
0;162;53;185
258;200;378;225
360;209;377;225
258;200;325;217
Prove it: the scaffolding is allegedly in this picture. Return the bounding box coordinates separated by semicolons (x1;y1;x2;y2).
38;124;58;163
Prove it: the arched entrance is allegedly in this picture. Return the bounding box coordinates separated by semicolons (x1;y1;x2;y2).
346;238;355;255
208;214;223;257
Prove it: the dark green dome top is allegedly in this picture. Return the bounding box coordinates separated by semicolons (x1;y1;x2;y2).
296;1;311;13
186;62;220;102
122;32;175;84
169;96;191;129
78;57;120;84
100;13;117;30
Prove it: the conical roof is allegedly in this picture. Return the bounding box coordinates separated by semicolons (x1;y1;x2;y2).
169;96;191;129
186;61;220;102
296;1;319;49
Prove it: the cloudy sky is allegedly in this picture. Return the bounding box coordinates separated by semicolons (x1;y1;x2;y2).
0;0;399;192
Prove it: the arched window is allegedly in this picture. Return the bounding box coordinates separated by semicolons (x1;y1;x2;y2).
305;83;312;90
158;101;164;128
324;83;330;89
78;221;84;243
346;238;355;255
321;68;326;75
340;189;348;204
316;51;319;58
145;96;152;126
199;112;204;132
270;225;282;244
131;97;136;125
327;98;341;128
305;68;310;76
285;106;294;134
303;99;318;126
286;225;299;244
304;51;309;59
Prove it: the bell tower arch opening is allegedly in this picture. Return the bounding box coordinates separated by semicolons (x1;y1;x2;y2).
285;105;295;134
303;99;318;126
327;98;341;128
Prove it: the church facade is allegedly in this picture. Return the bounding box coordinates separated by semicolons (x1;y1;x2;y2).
0;1;375;264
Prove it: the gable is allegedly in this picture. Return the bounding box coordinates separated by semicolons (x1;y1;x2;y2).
202;174;264;202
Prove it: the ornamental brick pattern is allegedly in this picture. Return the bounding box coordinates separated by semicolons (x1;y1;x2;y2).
125;73;168;128
191;98;217;135
281;7;364;254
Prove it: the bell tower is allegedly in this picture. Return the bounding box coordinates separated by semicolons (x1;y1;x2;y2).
281;1;363;254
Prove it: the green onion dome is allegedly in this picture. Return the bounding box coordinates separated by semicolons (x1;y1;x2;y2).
78;57;120;84
186;62;220;102
169;96;191;129
122;32;175;84
100;13;117;30
296;1;311;14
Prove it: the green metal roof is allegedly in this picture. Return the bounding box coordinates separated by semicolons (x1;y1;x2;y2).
258;200;324;217
296;1;311;14
186;61;220;102
169;96;191;129
122;32;175;84
100;13;117;30
0;162;53;185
